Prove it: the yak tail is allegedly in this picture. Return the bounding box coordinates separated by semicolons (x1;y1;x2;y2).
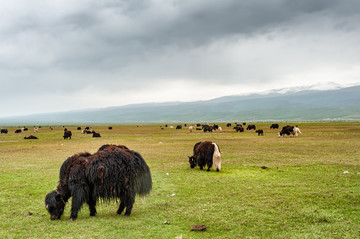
141;194;146;203
212;142;221;171
133;152;153;198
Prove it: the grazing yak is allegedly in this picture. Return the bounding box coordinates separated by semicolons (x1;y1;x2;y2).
1;128;8;134
279;126;294;137
24;135;38;139
270;124;279;129
247;125;256;130
176;125;182;130
63;129;72;139
226;123;232;127
233;125;244;132
92;131;101;138
203;125;213;132
255;129;264;136
188;141;221;172
278;125;302;137
15;129;22;133
45;145;152;221
108;127;113;130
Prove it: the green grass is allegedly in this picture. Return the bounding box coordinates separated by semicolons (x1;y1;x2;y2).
1;123;359;238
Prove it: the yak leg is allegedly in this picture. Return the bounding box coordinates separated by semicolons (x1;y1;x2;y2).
206;158;212;172
70;195;85;220
88;192;97;216
124;194;135;217
69;185;88;221
116;201;126;215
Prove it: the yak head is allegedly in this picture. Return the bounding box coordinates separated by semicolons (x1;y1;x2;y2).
188;156;197;168
45;190;66;220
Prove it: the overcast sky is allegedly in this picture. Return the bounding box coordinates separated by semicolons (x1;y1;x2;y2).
1;0;360;117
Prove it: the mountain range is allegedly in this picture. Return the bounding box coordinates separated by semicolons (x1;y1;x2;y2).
1;85;360;125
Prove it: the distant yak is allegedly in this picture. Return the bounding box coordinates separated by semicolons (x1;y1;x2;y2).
63;129;72;139
24;135;38;139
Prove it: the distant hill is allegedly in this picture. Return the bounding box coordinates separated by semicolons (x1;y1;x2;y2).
1;85;360;125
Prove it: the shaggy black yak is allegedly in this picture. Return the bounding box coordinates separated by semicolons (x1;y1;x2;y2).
45;145;152;221
188;141;221;172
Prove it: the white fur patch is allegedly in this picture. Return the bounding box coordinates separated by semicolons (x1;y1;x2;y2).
212;143;221;171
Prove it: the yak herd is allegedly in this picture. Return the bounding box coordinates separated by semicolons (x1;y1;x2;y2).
1;123;302;140
1;123;302;220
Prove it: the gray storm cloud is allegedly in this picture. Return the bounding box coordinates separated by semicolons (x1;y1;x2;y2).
1;0;360;116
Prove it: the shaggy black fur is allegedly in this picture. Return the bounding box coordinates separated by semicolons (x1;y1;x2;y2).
45;146;152;221
97;144;129;151
188;141;220;171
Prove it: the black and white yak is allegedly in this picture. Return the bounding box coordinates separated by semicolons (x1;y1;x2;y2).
188;141;221;172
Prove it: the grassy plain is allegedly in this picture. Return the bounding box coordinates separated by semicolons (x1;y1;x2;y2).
0;122;359;238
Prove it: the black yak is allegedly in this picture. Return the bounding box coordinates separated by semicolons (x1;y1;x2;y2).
45;145;152;221
92;131;101;137
202;125;213;132
63;129;72;139
1;128;8;134
247;124;256;130
188;141;221;172
24;135;38;139
279;125;294;136
270;124;279;129
233;125;244;132
255;129;264;136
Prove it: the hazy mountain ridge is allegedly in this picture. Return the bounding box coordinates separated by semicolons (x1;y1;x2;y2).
1;85;360;125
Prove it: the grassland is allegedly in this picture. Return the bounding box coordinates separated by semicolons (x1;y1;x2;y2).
0;122;359;238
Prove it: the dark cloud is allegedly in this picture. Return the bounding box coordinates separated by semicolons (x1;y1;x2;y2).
0;0;360;116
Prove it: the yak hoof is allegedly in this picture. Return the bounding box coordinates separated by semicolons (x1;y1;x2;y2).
70;217;76;221
123;214;130;218
216;168;219;172
207;168;210;171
